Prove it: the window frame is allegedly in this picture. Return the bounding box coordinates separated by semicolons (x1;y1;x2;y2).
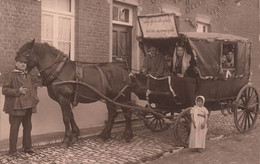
41;0;75;60
220;42;238;79
196;22;210;33
112;3;133;26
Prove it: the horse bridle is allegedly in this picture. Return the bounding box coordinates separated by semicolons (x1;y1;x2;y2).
22;44;68;85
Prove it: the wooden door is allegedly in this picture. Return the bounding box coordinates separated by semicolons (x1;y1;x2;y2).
112;24;132;70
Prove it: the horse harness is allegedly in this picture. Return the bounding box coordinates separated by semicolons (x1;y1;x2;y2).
39;53;68;86
72;64;130;107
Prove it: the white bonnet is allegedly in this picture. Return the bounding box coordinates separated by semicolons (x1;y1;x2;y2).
195;95;205;105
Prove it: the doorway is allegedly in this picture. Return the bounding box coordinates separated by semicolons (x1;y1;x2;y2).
112;24;132;70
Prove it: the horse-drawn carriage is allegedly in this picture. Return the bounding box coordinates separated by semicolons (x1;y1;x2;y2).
131;13;259;145
132;31;259;145
15;13;258;147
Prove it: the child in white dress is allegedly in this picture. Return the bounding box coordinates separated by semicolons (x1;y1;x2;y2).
189;95;209;153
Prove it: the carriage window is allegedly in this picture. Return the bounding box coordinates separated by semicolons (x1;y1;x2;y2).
221;43;237;78
41;0;75;60
222;43;236;69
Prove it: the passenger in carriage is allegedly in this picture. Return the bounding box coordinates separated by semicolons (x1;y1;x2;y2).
141;46;167;76
221;55;228;67
172;45;196;78
226;51;234;67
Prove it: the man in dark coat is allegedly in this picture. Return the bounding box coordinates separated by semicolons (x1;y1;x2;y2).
2;55;39;156
141;46;167;76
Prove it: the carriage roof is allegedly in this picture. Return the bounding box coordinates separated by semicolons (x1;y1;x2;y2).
179;32;251;43
137;32;251;43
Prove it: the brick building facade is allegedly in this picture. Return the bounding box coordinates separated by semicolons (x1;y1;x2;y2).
0;0;259;141
0;0;41;79
0;0;259;84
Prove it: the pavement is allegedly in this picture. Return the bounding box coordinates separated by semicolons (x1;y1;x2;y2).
0;111;257;164
148;117;260;164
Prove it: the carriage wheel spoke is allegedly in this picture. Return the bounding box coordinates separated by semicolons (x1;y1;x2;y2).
248;112;255;123
178;125;188;132
177;129;188;136
154;119;158;129
177;126;189;142
237;104;247;110
240;95;246;106
179;129;188;140
181;132;189;142
247;113;251;129
178;122;188;126
238;110;246;123
148;117;156;126
246;88;251;103
159;119;163;129
249;103;259;109
248;92;257;105
183;116;190;124
239;112;246;129
243;113;248;130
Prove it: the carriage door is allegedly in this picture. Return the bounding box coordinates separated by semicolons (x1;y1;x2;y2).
112;3;133;70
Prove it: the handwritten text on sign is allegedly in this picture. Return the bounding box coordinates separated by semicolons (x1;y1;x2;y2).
139;14;178;38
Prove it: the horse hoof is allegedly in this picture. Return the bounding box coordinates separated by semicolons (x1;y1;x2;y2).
95;137;106;142
97;134;110;141
125;138;131;143
59;142;69;148
71;136;78;143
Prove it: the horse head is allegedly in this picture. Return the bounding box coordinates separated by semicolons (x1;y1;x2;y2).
16;39;37;72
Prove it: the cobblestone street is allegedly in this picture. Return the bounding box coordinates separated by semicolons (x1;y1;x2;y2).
0;111;251;164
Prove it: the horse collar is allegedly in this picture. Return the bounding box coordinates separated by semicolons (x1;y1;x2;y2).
40;53;68;86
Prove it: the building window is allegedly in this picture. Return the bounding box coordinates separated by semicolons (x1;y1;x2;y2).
196;15;211;33
112;3;133;69
197;22;210;33
41;0;75;60
112;4;133;26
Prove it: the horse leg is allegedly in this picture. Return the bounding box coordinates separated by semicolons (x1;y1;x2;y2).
97;103;117;141
70;110;80;144
58;97;72;148
122;107;133;143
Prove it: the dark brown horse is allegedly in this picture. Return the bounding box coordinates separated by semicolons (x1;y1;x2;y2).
16;39;133;148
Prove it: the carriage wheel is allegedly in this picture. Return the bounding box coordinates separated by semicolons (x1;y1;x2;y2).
174;108;191;146
234;85;259;133
143;110;173;132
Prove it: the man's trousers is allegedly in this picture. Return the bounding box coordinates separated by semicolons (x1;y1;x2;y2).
9;108;32;153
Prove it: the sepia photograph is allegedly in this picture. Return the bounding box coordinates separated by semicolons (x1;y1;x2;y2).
0;0;259;163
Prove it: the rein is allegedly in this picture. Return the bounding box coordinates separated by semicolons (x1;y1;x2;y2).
38;53;68;86
38;53;65;73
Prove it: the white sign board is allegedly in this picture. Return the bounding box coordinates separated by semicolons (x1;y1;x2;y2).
138;13;178;39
